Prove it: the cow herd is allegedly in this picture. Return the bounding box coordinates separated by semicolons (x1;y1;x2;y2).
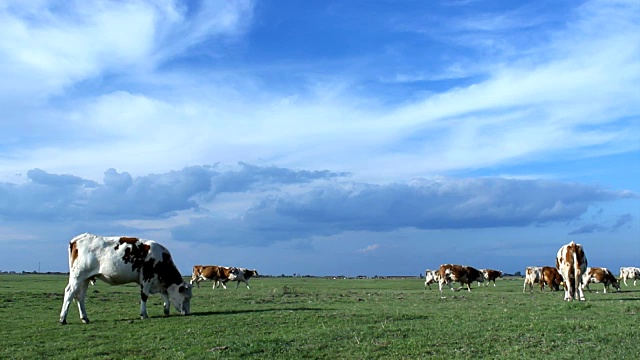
189;265;258;289
59;234;639;324
427;241;640;302
424;265;503;294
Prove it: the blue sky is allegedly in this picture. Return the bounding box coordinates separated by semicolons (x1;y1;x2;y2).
0;0;638;276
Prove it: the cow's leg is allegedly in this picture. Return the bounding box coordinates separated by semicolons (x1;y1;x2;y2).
564;280;573;301
438;279;453;297
140;289;150;319
75;279;91;323
246;281;250;289
577;280;586;301
161;292;170;316
60;279;80;324
603;284;608;294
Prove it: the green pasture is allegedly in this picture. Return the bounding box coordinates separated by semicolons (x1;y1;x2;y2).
1;274;639;359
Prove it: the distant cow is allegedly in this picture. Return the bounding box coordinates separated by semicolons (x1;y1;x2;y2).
190;265;238;289
424;269;440;289
438;264;484;294
523;266;543;292
582;267;620;294
540;266;563;291
481;269;503;286
59;233;192;324
221;268;259;289
619;267;640;286
556;241;588;301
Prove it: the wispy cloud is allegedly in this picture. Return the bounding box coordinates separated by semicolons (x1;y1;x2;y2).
357;244;381;253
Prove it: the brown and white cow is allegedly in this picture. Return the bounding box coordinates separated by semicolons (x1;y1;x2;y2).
556;241;588;301
222;268;259;289
190;265;239;289
59;233;192;324
481;269;503;286
582;267;620;294
540;266;563;291
619;267;640;286
438;264;484;294
424;269;440;289
523;266;543;292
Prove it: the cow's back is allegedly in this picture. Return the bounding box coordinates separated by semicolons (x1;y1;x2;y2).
70;234;139;285
69;233;177;286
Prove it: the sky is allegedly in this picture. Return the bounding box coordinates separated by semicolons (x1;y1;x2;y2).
0;0;638;277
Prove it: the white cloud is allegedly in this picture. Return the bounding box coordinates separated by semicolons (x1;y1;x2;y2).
0;0;254;104
357;244;380;253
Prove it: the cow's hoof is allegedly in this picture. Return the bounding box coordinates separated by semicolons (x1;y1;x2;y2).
81;318;90;324
60;320;67;325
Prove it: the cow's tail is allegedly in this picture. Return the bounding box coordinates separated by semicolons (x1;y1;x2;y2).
572;248;581;297
68;242;73;270
68;237;80;271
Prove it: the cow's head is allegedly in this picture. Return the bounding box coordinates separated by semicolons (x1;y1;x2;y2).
611;277;621;291
167;283;193;315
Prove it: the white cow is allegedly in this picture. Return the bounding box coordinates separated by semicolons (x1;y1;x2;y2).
619;267;640;286
556;241;588;301
218;268;259;289
424;269;440;289
581;267;620;294
59;233;193;324
523;266;543;292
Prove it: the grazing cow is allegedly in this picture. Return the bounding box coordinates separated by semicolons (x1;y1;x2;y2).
481;269;503;286
619;267;640;286
582;267;620;294
523;266;543;292
540;266;563;291
59;233;192;324
556;241;588;301
424;269;440;289
222;268;259;289
438;264;484;294
190;265;238;289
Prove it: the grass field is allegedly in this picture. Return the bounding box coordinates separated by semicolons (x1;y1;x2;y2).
1;274;639;359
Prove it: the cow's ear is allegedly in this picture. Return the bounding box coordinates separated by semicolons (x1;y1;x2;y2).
179;285;185;293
